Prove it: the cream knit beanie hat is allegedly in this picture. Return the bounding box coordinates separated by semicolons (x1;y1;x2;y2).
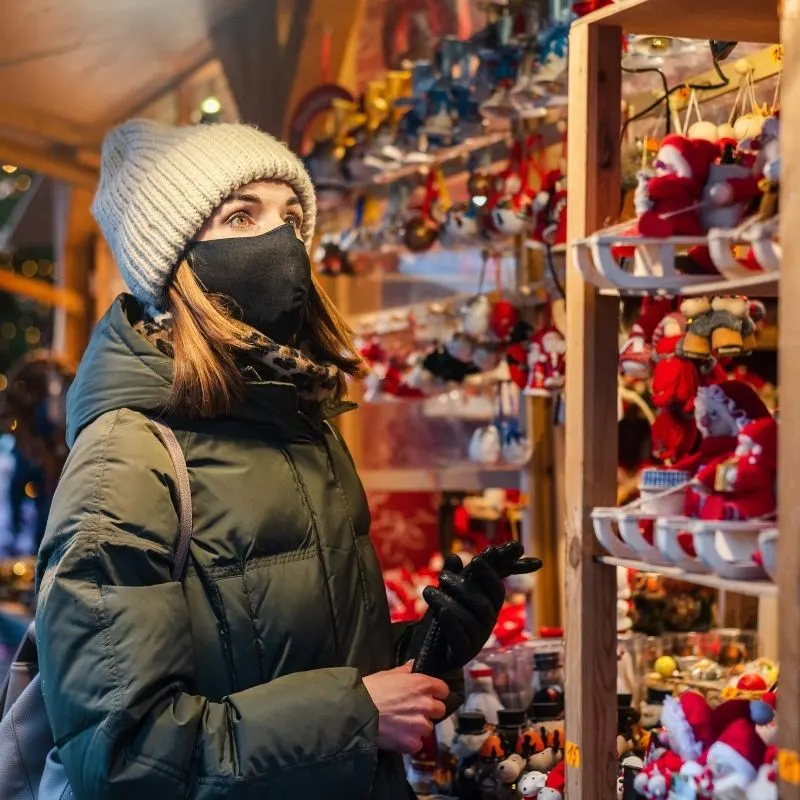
92;119;317;310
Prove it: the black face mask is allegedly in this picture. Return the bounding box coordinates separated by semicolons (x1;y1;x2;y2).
189;223;311;344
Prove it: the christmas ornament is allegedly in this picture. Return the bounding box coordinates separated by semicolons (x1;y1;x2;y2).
636;135;719;238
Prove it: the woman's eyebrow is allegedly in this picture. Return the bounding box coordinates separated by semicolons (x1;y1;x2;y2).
287;195;301;208
229;192;263;204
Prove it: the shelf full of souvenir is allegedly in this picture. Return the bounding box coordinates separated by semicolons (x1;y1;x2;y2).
590;281;780;590
572;44;781;297
404;595;775;799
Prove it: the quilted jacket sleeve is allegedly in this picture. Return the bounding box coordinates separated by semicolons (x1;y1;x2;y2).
35;410;379;800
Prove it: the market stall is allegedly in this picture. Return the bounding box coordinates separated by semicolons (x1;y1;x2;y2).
0;0;792;798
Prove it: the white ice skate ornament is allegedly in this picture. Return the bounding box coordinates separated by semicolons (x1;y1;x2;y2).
469;425;502;464
518;770;547;797
462;295;492;339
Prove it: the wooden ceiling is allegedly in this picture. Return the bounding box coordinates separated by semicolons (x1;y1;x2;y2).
0;0;251;183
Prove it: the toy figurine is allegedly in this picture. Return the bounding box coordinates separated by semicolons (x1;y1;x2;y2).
635;135;719;238
464;662;505;725
697;415;778;521
452;713;492;800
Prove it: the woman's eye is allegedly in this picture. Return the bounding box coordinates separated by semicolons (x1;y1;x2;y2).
286;215;301;229
227;212;254;228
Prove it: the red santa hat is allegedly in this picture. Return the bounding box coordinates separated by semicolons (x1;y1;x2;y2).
661;692;713;760
707;718;766;781
468;663;494;680
736;416;778;472
696;380;770;432
659;135;719;184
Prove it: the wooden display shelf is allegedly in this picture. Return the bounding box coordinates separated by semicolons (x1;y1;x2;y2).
597;272;779;299
565;1;788;798
596;555;778;598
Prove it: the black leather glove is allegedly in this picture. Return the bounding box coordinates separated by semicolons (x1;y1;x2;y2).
410;542;542;676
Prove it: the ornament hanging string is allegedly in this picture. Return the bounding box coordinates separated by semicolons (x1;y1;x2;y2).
619;59;729;142
681;88;703;136
771;70;782;113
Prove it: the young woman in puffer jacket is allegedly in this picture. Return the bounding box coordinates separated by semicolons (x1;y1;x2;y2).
35;119;541;800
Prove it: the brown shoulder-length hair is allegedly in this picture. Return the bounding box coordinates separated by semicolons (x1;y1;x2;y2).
164;261;366;417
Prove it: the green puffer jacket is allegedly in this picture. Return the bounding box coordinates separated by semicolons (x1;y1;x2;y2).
35;295;462;800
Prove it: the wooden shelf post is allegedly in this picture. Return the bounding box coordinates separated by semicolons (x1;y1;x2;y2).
564;20;622;800
778;4;800;796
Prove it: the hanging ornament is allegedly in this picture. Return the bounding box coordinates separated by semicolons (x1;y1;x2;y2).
443;200;481;244
403;169;446;252
314;233;355;276
491;135;538;237
524;299;566;396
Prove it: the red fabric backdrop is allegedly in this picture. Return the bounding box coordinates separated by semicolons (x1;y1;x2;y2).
367;491;440;571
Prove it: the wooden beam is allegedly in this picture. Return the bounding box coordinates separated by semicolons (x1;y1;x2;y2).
777;5;800;796
564;20;622;800
0;137;97;188
575;0;779;42
0;103;100;149
0;270;85;314
53;185;95;364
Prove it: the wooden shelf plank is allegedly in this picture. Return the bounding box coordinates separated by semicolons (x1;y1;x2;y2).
596;555;778;597
573;0;780;44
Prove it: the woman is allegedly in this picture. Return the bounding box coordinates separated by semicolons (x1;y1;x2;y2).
35;120;539;800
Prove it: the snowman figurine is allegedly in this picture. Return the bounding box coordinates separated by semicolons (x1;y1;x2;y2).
452;712;492;800
463;663;505;726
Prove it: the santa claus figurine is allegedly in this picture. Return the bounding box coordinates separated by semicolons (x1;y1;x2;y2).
681;381;771;517
636;135;720;238
660;692;715;762
698;415;778;521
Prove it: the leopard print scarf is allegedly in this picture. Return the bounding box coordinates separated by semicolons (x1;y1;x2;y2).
135;316;341;406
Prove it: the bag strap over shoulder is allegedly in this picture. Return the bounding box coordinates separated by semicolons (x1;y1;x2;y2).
150;420;193;581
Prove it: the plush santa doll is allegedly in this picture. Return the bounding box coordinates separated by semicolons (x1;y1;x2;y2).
697;415;777;521
660;692;715;762
637;135;720;238
680;381;770;516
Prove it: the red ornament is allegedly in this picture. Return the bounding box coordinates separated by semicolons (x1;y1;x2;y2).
490;300;522;340
737;673;768;692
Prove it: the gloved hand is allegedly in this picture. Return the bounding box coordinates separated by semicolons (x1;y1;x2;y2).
409;542;542;676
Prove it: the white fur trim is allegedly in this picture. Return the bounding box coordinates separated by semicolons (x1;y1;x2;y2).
657;145;692;179
661;695;703;761
708;741;758;782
